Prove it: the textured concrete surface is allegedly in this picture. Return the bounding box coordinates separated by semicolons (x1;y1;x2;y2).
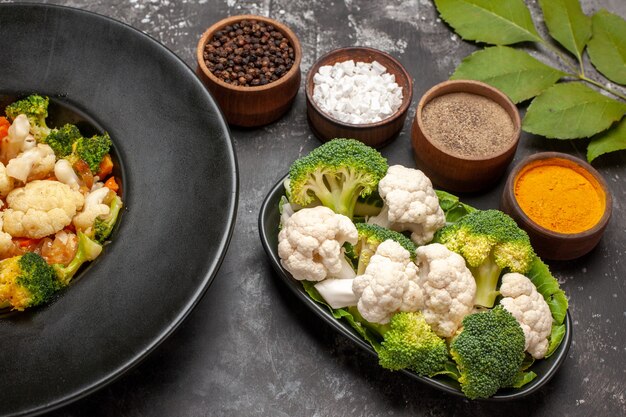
3;0;625;415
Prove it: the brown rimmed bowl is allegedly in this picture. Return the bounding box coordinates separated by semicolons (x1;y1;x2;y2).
501;152;612;261
196;14;302;127
305;47;413;148
411;80;521;193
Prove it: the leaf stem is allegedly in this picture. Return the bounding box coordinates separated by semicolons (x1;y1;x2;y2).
579;75;626;101
539;40;579;73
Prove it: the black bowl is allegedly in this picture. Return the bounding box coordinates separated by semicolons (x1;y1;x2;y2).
258;175;572;400
0;4;238;416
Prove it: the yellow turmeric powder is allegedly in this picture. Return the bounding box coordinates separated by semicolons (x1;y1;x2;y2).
514;158;605;234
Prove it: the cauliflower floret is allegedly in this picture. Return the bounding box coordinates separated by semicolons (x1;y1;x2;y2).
369;165;445;245
500;273;553;359
352;240;422;324
54;159;81;189
0;162;15;198
73;187;112;232
278;206;358;282
1;114;36;163
415;243;476;338
0;213;15;258
6;144;56;183
3;180;85;239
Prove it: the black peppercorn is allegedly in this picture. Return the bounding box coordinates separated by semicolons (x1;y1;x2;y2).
204;19;295;87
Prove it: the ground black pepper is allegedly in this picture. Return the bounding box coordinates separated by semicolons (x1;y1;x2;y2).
203;19;295;87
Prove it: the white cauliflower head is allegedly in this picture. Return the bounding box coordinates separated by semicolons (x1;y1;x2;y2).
73;186;112;232
3;180;85;239
54;159;81;189
6;144;56;183
0;213;15;257
500;273;553;359
369;165;445;245
352;240;422;324
278;206;358;282
0;162;15;198
2;114;35;163
415;243;476;338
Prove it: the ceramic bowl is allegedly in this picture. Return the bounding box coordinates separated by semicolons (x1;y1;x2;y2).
411;80;521;193
305;46;413;148
501;152;612;261
196;14;302;127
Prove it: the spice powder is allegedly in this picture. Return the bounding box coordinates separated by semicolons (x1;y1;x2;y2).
514;158;606;234
421;92;515;158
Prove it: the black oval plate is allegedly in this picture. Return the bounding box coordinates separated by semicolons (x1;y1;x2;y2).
259;174;572;400
0;4;237;416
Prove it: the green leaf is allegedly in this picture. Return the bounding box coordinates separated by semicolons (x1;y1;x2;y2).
522;82;626;139
587;10;626;85
509;371;537;388
587;116;626;161
538;0;591;65
451;46;566;103
435;190;476;224
526;257;568;325
545;323;566;358
434;0;542;45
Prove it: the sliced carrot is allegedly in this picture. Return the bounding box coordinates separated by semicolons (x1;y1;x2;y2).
104;176;119;193
97;154;114;178
0;117;10;140
15;237;41;248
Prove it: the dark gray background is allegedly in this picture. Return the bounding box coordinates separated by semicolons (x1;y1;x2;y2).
4;0;625;415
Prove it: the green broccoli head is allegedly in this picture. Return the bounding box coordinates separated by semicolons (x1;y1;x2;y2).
450;306;526;399
74;132;112;173
0;252;61;311
5;94;51;140
378;311;448;376
437;210;535;307
53;231;103;285
44;123;82;157
95;195;123;243
353;223;416;274
287;138;388;219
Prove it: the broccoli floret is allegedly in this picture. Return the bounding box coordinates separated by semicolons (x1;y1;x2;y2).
44;123;82;157
287;138;388;219
94;195;123;243
377;311;449;376
4;94;51;140
436;210;535;308
450;306;526;399
53;231;103;285
73;132;112;173
352;223;416;274
0;252;61;311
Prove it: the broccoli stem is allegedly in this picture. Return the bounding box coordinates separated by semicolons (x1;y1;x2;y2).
470;253;502;308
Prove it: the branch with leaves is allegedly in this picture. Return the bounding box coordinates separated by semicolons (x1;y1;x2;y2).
433;0;626;162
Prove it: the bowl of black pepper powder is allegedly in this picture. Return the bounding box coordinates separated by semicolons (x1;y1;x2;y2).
411;80;521;193
196;15;301;127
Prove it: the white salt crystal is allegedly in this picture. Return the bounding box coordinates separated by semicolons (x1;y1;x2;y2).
311;60;403;124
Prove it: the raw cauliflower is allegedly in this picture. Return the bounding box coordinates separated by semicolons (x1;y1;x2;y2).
352;240;422;324
278;206;358;282
6;144;56;183
415;243;476;338
500;273;553;359
3;180;85;239
73;186;112;232
369;165;445;245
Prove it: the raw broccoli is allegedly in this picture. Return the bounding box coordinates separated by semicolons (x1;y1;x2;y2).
0;252;61;311
449;306;526;399
352;223;416;274
436;210;535;308
94;195;123;243
4;94;51;140
350;309;448;376
287;138;388;219
44;123;82;157
73;132;112;173
53;231;103;285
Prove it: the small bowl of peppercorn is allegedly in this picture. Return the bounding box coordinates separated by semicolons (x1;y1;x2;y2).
196;15;302;127
305;47;413;148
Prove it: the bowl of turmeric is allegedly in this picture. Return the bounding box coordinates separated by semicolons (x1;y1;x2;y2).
500;152;612;260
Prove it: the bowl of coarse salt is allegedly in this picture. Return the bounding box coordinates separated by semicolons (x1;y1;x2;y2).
305;47;413;148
